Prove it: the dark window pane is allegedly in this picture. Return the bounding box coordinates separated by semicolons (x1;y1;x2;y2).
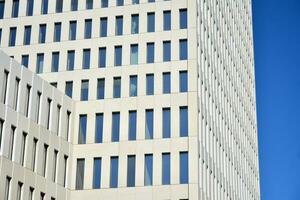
129;75;137;97
12;0;19;18
144;154;153;186
163;72;171;94
130;44;138;65
36;53;44;74
97;78;105;99
147;13;155;32
56;0;63;13
51;52;59;72
67;50;75;71
65;81;73;97
98;47;106;67
162;153;170;185
131;14;139;34
75;159;85;190
113;77;121;98
100;17;107;37
115;16;123;36
179;71;188;92
39;24;46;43
127;155;136;187
95;113;103;143
128;111;136;140
145;109;153;139
112;112;120;142
85;19;92;39
180;9;187;29
82;49;90;69
114;46;122;66
163;41;171;61
146;74;154;95
86;0;93;9
116;0;123;6
180;106;188;137
180;39;188;60
162;108;170;138
69;21;77;40
93;158;101;189
163;10;171;31
180;152;188;184
41;0;48;14
54;22;61;42
0;1;4;19
132;0;139;4
148;0;155;2
24;26;31;45
21;55;29;68
71;0;78;11
147;43;154;63
101;0;108;7
26;0;34;16
9;27;17;46
81;80;89;101
78;115;87;144
110;157;118;188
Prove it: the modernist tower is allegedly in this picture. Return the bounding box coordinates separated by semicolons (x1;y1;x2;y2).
0;0;260;199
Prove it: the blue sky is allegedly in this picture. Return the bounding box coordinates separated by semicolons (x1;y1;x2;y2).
252;0;300;199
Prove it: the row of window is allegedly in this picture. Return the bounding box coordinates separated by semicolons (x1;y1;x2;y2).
76;151;189;190
0;0;175;19
78;106;188;144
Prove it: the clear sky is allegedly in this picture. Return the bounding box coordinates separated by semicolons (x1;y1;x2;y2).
252;0;300;199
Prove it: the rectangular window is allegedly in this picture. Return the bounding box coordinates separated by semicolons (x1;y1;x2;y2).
148;0;155;2
86;0;93;9
180;106;188;137
162;108;170;138
163;41;171;62
116;0;123;6
65;81;73;97
32;138;38;171
163;10;171;31
41;144;48;177
22;55;29;67
39;24;46;43
78;114;87;144
63;155;68;187
24;85;31;116
97;78;105;99
179;39;188;60
144;154;153;186
82;49;90;69
13;78;20;110
180;152;188;184
127;155;136;187
51;52;59;72
131;14;139;34
12;0;19;17
4;177;11;200
71;0;78;11
66;111;71;141
162;153;170;185
147;43;154;63
67;50;75;71
0;1;4;19
56;105;61;135
76;159;85;190
56;0;63;13
110;156;118;188
69;21;77;40
147;12;155;32
179;71;188;92
1;70;8;103
132;0;139;4
113;77;121;98
93;158;102;189
46;98;52;130
180;9;187;29
9;27;17;46
128;110;136;140
16;182;23;200
35;92;41;123
84;19;92;39
95;113;103;143
129;75;137;97
0;119;3;150
146;74;154;95
130;44;138;65
115;16;123;36
101;0;108;7
54;22;61;42
36;53;44;73
163;72;171;94
98;47;106;68
81;80;89;100
100;17;107;37
29;187;34;200
111;112;120;142
24;25;31;45
114;46;122;66
52;150;58;182
20;132;27;166
145;109;153;139
26;0;34;16
41;0;48;14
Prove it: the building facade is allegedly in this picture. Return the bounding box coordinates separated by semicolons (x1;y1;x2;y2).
0;0;260;199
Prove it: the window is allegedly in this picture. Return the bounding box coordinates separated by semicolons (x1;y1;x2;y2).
163;41;171;62
180;106;188;137
56;105;61;135
65;81;73;97
52;150;58;182
54;22;61;42
69;21;77;40
110;156;118;188
111;112;120;142
95;113;103;143
0;0;5;19
113;77;121;98
56;0;63;12
24;85;31;116
98;47;106;68
146;74;154;95
24;25;31;45
0;119;3;150
20;132;27;166
71;0;78;11
82;49;90;69
148;0;155;2
144;154;153;186
76;159;85;190
50;82;57;88
40;192;45;200
39;24;46;43
12;0;19;18
41;0;48;14
78;114;87;144
41;144;48;177
67;50;75;71
163;10;171;31
131;14;139;34
35;92;41;123
26;0;34;16
100;17;107;37
162;153;170;184
101;0;108;7
162;108;170;138
130;44;138;65
93;158;102;189
163;72;171;94
0;28;2;45
116;0;123;6
145;109;153;139
180;9;187;29
31;138;38;171
86;0;93;9
180;152;188;184
13;78;20;110
81;80;89;101
179;71;188;92
127;155;136;187
36;53;44;73
179;39;188;60
21;55;29;68
16;182;23;200
9;27;17;46
51;52;59;72
147;12;155;32
132;0;139;4
66;111;71;141
29;187;34;200
147;43;154;63
1;70;8;103
128;111;136;140
4;177;11;200
46;98;52;129
97;78;105;99
84;19;92;39
129;75;137;97
114;46;122;66
115;16;123;36
63;155;68;187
